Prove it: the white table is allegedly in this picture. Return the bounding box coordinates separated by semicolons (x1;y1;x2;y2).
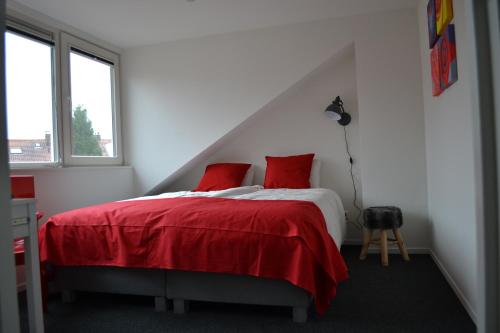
11;198;44;333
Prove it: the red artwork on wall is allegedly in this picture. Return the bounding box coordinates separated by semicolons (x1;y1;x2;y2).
439;24;458;90
431;45;442;96
427;0;457;97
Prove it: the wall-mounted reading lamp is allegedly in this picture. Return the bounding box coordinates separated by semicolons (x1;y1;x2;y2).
324;96;362;228
325;96;351;126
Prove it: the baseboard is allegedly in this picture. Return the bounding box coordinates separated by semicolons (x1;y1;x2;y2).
343;239;476;323
342;238;363;245
429;250;477;324
342;239;430;254
365;247;430;254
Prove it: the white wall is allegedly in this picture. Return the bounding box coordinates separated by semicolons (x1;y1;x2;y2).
122;18;355;195
353;8;428;248
418;0;477;320
10;167;134;221
123;8;429;248
168;46;363;242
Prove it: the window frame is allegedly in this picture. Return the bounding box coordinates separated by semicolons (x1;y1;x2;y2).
60;32;123;166
6;16;123;168
5;18;62;168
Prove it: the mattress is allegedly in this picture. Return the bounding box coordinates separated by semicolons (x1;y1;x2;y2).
131;186;346;248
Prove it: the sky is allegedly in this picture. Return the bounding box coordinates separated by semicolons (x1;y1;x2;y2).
5;31;114;141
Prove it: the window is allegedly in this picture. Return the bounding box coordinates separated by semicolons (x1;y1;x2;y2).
5;24;57;165
5;18;122;168
61;33;122;165
69;50;115;157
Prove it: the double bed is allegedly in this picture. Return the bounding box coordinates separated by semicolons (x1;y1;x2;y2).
40;184;348;323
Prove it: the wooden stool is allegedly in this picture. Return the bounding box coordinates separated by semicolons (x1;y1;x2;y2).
359;206;410;266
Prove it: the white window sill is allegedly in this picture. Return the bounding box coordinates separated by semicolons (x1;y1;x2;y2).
9;164;133;172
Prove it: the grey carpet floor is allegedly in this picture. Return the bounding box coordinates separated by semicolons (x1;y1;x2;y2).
20;246;476;332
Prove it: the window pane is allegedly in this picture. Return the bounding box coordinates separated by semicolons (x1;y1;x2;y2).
70;51;115;157
6;32;56;163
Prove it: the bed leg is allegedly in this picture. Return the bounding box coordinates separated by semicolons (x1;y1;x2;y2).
154;296;167;312
293;306;308;323
61;290;76;303
173;299;189;314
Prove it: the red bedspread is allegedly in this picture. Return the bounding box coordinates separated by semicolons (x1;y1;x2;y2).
39;197;348;314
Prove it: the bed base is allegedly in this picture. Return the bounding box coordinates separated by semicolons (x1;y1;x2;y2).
167;270;311;323
54;266;312;322
55;266;167;312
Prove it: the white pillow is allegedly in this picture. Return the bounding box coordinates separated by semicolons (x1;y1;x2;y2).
310;159;321;188
241;165;254;186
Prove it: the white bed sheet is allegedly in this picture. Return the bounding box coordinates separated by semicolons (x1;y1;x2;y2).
129;186;346;249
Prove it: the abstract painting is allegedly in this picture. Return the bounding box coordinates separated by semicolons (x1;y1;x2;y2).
439;24;458;90
431;44;442;96
428;0;457;96
427;0;438;48
436;0;454;35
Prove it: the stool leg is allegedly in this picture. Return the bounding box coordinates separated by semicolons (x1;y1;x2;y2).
393;228;410;261
380;230;389;266
360;229;373;260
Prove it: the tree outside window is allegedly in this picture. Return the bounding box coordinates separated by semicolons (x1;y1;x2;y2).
71;105;103;156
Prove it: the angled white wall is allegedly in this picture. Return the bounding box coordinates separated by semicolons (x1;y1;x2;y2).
418;0;477;320
122;18;355;194
122;8;428;248
167;46;363;242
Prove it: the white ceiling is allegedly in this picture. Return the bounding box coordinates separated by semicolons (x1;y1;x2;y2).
12;0;417;49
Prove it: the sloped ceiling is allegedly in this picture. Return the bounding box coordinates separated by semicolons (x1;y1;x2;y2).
10;0;417;48
149;44;357;194
122;16;359;195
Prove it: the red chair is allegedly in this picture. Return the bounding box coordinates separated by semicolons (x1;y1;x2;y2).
11;176;48;311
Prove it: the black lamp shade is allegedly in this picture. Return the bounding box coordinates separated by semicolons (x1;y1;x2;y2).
337;112;351;126
325;96;351;126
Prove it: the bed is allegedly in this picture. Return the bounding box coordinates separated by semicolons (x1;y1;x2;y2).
41;185;348;322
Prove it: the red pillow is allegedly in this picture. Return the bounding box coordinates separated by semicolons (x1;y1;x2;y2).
194;163;251;192
264;154;315;189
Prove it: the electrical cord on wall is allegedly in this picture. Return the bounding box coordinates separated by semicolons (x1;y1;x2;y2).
343;126;363;229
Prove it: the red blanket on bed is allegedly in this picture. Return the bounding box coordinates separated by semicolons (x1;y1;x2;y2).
39;197;348;314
